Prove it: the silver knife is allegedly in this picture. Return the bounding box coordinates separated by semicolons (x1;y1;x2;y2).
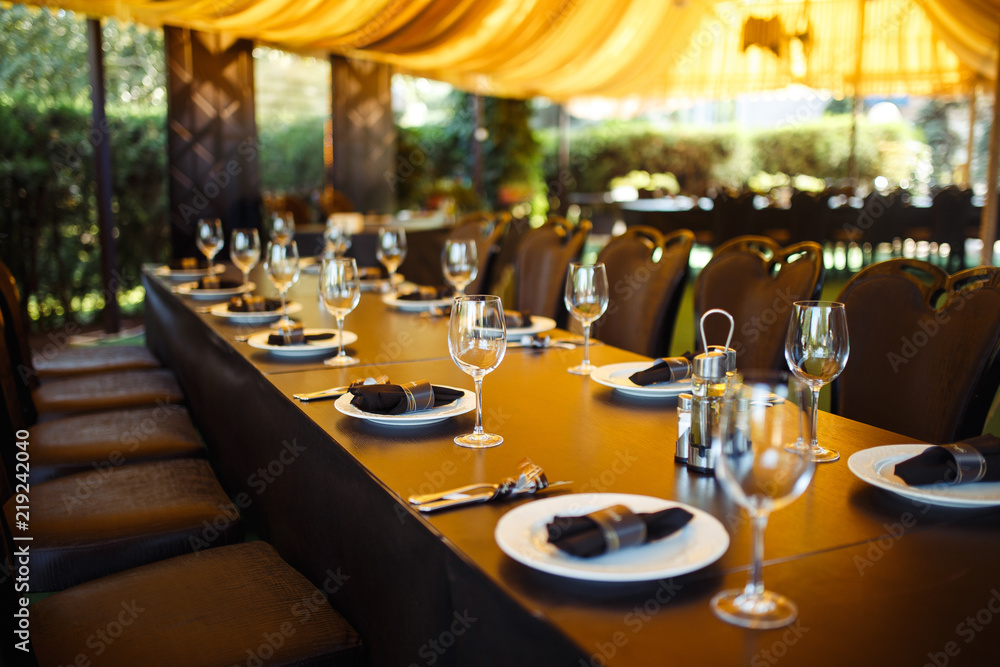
293;386;352;401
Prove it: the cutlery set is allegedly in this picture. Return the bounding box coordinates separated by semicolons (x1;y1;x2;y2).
407;459;571;512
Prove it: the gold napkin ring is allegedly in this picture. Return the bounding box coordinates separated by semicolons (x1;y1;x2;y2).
401;381;434;412
589;504;647;553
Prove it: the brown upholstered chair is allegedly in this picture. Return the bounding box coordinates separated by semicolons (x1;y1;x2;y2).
592;227;694;357
514;216;591;327
447;211;511;294
833;260;1000;444
0;261;182;420
18;541;364;666
0;260;161;380
0;313;202;484
695;236;824;371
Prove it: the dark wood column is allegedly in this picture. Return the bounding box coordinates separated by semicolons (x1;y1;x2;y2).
330;56;396;214
164;27;260;258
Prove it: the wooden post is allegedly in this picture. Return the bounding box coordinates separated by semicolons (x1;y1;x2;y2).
978;27;1000;266
86;18;120;334
846;0;866;190
965;79;977;188
472;94;484;203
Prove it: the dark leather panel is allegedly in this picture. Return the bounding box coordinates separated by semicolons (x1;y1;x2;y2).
3;458;242;591
32;368;185;415
835;260;1000;443
515;217;590;326
31;541;363;667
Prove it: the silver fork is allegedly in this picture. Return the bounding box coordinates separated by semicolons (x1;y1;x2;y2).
407;459;571;512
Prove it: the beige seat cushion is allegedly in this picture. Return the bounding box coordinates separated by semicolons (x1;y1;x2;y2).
33;344;161;378
30;405;204;483
31;541;364;667
32;369;184;415
3;459;241;591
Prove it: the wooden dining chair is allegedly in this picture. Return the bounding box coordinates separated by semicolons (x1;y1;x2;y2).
0;312;203;484
833;260;1000;444
0;261;183;419
694;236;824;371
930;185;975;272
592;227;694;357
514;216;591;326
447;211;511;294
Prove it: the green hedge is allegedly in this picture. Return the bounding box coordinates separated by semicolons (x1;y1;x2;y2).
0;95;168;329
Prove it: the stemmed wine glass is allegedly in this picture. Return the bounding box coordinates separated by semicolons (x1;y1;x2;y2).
564;262;609;375
784;301;850;463
269;212;295;247
263;240;300;328
448;295;507;448
229;228;260;296
712;371;815;630
324;218;352;259
441;239;478;297
320;258;361;367
196;218;224;265
377;227;407;295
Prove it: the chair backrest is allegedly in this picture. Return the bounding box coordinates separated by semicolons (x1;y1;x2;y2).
833;259;1000;444
447;212;511;294
593;227;694;357
931;186;974;271
694;236;824;371
0;261;37;425
515;217;591;325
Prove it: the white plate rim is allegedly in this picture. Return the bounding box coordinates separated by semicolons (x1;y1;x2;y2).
507;315;557;337
495;493;729;581
154;263;225;279
246;328;358;356
334;386;475;425
176;281;256;299
209;301;303;321
381;292;454;311
590;361;691;397
847;445;1000;508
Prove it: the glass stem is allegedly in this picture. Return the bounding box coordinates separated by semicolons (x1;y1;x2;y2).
809;386;821;449
581;322;592;367
243;270;250;295
336;316;346;357
280;290;288;321
744;513;769;601
473;376;485;435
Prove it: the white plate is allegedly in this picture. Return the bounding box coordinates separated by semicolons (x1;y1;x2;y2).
246;328;358;357
381;292;453;311
176;281;255;300
590;362;691;398
495;493;729;582
154;263;225;280
209;301;303;324
848;445;1000;508
334;386;475;425
507;316;557;337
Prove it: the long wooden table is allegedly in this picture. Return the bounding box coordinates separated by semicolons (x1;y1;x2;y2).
144;265;1000;666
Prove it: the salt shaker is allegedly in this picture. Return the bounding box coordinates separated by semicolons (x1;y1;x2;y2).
687;309;736;474
675;393;693;463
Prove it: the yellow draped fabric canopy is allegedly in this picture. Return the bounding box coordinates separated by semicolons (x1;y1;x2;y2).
23;0;1000;99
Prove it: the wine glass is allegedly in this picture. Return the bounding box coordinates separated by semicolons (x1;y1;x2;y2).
196;218;224;264
269;212;295;247
263;240;300;328
711;371;815;630
441;239;478;297
320;258;361;367
448;295;507;448
376;227;407;294
324;217;352;259
784;301;850;463
563;262;609;375
229;228;260;295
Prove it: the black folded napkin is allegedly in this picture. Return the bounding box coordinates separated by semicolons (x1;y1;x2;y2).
349;380;464;415
358;266;387;280
894;434;1000;485
628;353;694;386
199;277;241;290
228;296;282;312
266;328;336;345
546;505;694;558
169;257;208;270
397;286;452;301
503;309;533;328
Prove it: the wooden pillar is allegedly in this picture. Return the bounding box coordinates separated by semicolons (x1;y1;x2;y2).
847;0;866;190
87;18;120;334
472;94;485;203
330;55;396;214
164;27;260;258
979;27;1000;266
